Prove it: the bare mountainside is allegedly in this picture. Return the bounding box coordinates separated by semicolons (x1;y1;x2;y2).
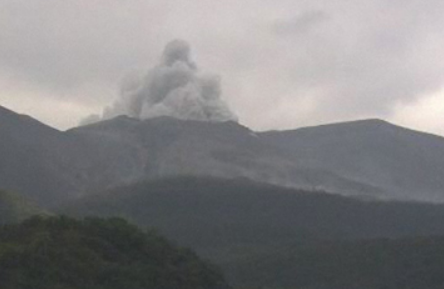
68;116;380;199
261;119;444;202
0;106;84;205
1;105;444;205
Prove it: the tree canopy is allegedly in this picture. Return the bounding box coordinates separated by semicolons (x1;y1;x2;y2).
0;216;230;289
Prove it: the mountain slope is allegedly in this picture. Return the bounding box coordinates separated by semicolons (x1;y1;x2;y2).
68;116;384;199
0;106;84;206
261;119;444;202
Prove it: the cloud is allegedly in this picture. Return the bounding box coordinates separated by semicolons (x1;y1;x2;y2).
0;0;444;134
272;10;330;36
90;39;237;123
392;87;444;136
261;0;444;127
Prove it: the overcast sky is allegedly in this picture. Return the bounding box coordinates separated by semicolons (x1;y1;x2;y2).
1;0;444;135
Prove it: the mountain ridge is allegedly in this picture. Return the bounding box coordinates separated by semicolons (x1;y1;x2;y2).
267;118;444;141
261;117;444;202
1;105;444;204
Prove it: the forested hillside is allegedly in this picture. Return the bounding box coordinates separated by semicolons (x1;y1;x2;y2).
3;178;444;289
0;216;230;289
63;177;444;249
61;177;444;288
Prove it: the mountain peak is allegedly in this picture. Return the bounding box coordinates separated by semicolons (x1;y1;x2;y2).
0;105;60;134
308;118;395;130
348;118;391;125
72;115;251;136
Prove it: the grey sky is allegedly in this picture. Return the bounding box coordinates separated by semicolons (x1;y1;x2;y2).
1;0;443;135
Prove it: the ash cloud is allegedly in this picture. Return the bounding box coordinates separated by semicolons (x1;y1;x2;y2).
86;40;237;124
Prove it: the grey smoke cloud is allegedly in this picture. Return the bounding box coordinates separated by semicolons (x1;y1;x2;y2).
86;40;237;124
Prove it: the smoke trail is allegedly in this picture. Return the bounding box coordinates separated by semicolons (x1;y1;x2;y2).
83;40;237;125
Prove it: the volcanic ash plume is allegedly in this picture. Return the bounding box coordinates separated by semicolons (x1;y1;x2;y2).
86;40;237;125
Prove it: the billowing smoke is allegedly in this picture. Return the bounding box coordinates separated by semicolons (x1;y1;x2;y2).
83;40;237;125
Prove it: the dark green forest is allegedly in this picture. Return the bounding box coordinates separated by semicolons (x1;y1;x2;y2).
223;237;444;289
59;177;444;289
0;216;229;289
62;177;444;248
3;177;444;289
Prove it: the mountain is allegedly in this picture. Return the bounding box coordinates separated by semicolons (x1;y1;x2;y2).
261;119;444;202
0;106;338;207
0;216;230;289
67;116;382;199
2;105;444;204
3;104;444;288
0;190;46;224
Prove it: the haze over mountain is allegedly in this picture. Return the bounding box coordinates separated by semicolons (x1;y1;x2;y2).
1;103;444;205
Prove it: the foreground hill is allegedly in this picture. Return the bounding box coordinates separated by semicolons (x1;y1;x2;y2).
62;177;444;253
224;237;444;289
0;190;46;224
61;177;444;289
0;216;230;289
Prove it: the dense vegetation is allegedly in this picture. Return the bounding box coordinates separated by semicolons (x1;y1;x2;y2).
0;190;46;224
0;216;230;289
60;177;444;289
223;237;444;289
63;177;444;249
